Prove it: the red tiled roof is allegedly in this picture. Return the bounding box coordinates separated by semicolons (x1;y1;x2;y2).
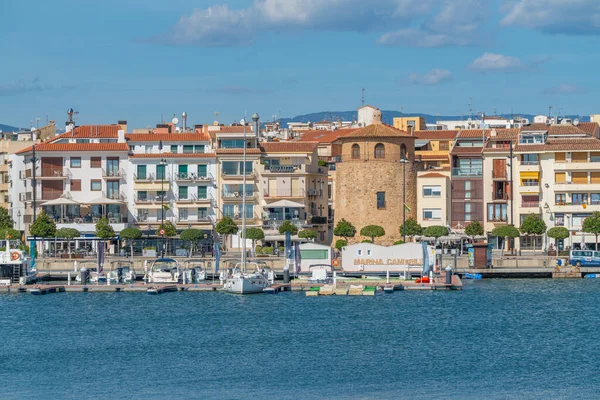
126;133;210;142
514;137;600;153
414;130;458;139
216;148;262;154
260;142;318;153
416;154;450;161
129;153;216;159
215;126;255;134
419;172;448;178
16;143;129;154
490;128;520;139
46;125;121;142
578;122;600;136
298;129;357;143
457;129;492;138
548;125;589;135
521;123;549;132
341;123;414;139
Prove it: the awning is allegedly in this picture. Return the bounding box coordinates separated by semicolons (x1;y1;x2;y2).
134;182;170;191
263;234;301;241
86;197;123;205
520;171;540;179
264;200;305;208
415;140;430;148
42;198;80;206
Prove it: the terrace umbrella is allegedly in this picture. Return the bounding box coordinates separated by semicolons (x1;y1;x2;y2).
42;197;80;221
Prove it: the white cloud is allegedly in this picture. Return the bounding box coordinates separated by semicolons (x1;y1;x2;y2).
157;0;488;47
468;53;524;72
542;84;584;95
501;0;600;35
409;69;453;85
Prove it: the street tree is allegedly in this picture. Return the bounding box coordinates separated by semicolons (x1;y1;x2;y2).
465;221;484;241
582;212;600;250
491;225;520;256
278;220;299;235
180;228;204;257
334;239;347;250
243;227;264;256
0;207;13;230
423;225;448;246
334;219;356;242
360;225;385;243
120;227;143;258
215;216;238;251
156;221;177;255
30;211;57;238
519;214;547;253
298;229;317;242
399;218;422;240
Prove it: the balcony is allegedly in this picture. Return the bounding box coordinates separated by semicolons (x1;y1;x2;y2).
222;191;256;201
221;171;255;180
519;182;540;194
492;192;509;201
175;194;213;205
177;217;213;225
452;167;482;177
134;173;155;182
54;216;128;232
488;217;508;224
554;161;600;171
261;165;304;174
521;202;540;208
263;189;305;198
553;203;593;213
35;169;71;180
262;219;310;231
554;182;600;192
520;161;540;172
174;172;213;182
102;168;125;179
492;171;507;180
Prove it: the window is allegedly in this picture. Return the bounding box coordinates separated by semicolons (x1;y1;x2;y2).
221;140;245;149
106;180;119;199
156;191;166;201
464;203;472;221
592;193;600;205
555;193;566;205
90;180;101;191
223;204;235;218
243;204;254;219
137;165;147;180
222;161;253;175
374;143;385;159
572;193;588;205
351;144;360;159
358;249;362;256
179;186;188;200
198;186;207;199
71;157;81;168
555;213;564;227
487;203;507;222
555;152;566;162
198;164;207;177
183;145;194;154
464;181;472;199
377;192;385;209
423;185;441;197
423;208;441;220
367;249;372;256
520;235;543;250
171;145;178;153
91;157;101;168
572;214;591;227
198;208;208;220
400;144;407;160
195;145;206;154
572;172;588;184
179;209;189;221
439;141;449;151
137;209;149;222
71;179;81;191
555;172;566;184
591;152;600;162
519;134;545;144
156;164;166;180
572;152;587;163
521;154;539;165
106;158;119;177
137;191;147;201
178;165;188;179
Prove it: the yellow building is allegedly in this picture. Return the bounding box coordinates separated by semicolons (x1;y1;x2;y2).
393;116;426;132
413;130;459;170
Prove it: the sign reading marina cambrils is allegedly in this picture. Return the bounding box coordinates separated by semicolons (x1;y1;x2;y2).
342;242;435;273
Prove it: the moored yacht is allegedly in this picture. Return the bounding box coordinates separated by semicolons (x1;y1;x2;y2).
147;258;181;284
224;262;269;294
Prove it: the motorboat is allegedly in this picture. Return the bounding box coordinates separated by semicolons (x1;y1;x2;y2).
307;264;333;284
182;259;208;283
75;262;104;283
224;262;269;294
147;258;181;284
107;261;136;284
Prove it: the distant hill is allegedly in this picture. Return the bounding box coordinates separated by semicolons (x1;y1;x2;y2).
278;111;589;128
0;123;22;132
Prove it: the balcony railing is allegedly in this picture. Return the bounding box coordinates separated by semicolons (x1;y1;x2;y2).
520;181;540;187
49;216;128;224
492;171;507;179
521;202;540;208
222;191;255;199
489;217;508;223
134;172;155;181
263;189;305;198
175;194;213;203
262;219;307;230
40;169;71;179
102;168;124;178
520;161;540;165
263;165;301;173
493;193;509;200
452;167;482;177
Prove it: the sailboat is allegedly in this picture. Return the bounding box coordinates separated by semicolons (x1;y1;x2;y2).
224;115;269;294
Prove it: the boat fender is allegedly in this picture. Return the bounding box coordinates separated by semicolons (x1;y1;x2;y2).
10;251;20;261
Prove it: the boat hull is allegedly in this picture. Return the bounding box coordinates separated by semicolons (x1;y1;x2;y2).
224;276;268;294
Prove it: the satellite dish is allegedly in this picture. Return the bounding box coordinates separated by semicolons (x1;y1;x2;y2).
172;117;179;125
240;118;246;125
574;118;580;126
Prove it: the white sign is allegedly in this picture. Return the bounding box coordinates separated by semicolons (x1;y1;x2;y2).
0;278;12;286
341;242;434;273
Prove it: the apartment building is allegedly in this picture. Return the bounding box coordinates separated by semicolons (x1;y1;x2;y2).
414;130;458;170
126;132;216;234
11;124;130;236
259;142;329;242
417;171;451;228
393;116;427;132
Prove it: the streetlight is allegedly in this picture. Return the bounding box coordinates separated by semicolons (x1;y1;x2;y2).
400;153;409;243
160;158;167;257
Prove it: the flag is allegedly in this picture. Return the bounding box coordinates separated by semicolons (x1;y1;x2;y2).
215;241;220;273
29;239;36;271
97;241;105;276
422;241;430;276
158;139;163;151
404;204;411;212
294;242;301;275
285;232;291;258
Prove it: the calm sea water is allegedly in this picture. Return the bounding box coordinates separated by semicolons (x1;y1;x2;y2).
1;280;599;399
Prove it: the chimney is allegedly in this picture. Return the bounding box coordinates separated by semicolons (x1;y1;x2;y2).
408;126;414;136
372;109;383;125
118;120;128;133
252;113;260;139
117;129;126;143
182;112;187;131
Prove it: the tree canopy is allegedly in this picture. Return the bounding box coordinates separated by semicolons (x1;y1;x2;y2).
491;225;520;239
334;219;356;241
56;228;80;239
278;220;299;235
244;227;265;242
0;207;13;230
216;216;238;250
121;227;143;240
520;214;547;236
423;225;448;239
334;239;347;250
29;211;57;238
582;212;600;250
360;225;386;243
156;221;177;237
465;221;484;238
95;217;115;239
298;229;317;241
399;218;422;238
180;228;204;242
547;227;569;241
0;228;20;240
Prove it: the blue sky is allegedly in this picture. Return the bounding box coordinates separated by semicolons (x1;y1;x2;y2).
1;0;599;129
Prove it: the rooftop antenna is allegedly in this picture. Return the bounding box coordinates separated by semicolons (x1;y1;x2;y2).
214;111;220;125
361;88;365;107
468;97;473;119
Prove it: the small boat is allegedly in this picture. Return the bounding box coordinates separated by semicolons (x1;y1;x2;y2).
107;261;136;284
464;273;483;280
75;262;104;283
224;262;269;294
307;264;332;284
182;259;208;283
147;258;181;284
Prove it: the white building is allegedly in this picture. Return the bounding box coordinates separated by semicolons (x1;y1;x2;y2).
357;105;379;127
416;171;452;228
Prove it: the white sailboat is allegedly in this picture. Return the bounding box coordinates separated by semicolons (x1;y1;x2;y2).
224;115;269;294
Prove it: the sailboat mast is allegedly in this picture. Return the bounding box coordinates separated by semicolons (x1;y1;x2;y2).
242;117;247;273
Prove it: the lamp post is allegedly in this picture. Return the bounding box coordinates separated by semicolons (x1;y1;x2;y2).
401;156;409;243
160;158;167;257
